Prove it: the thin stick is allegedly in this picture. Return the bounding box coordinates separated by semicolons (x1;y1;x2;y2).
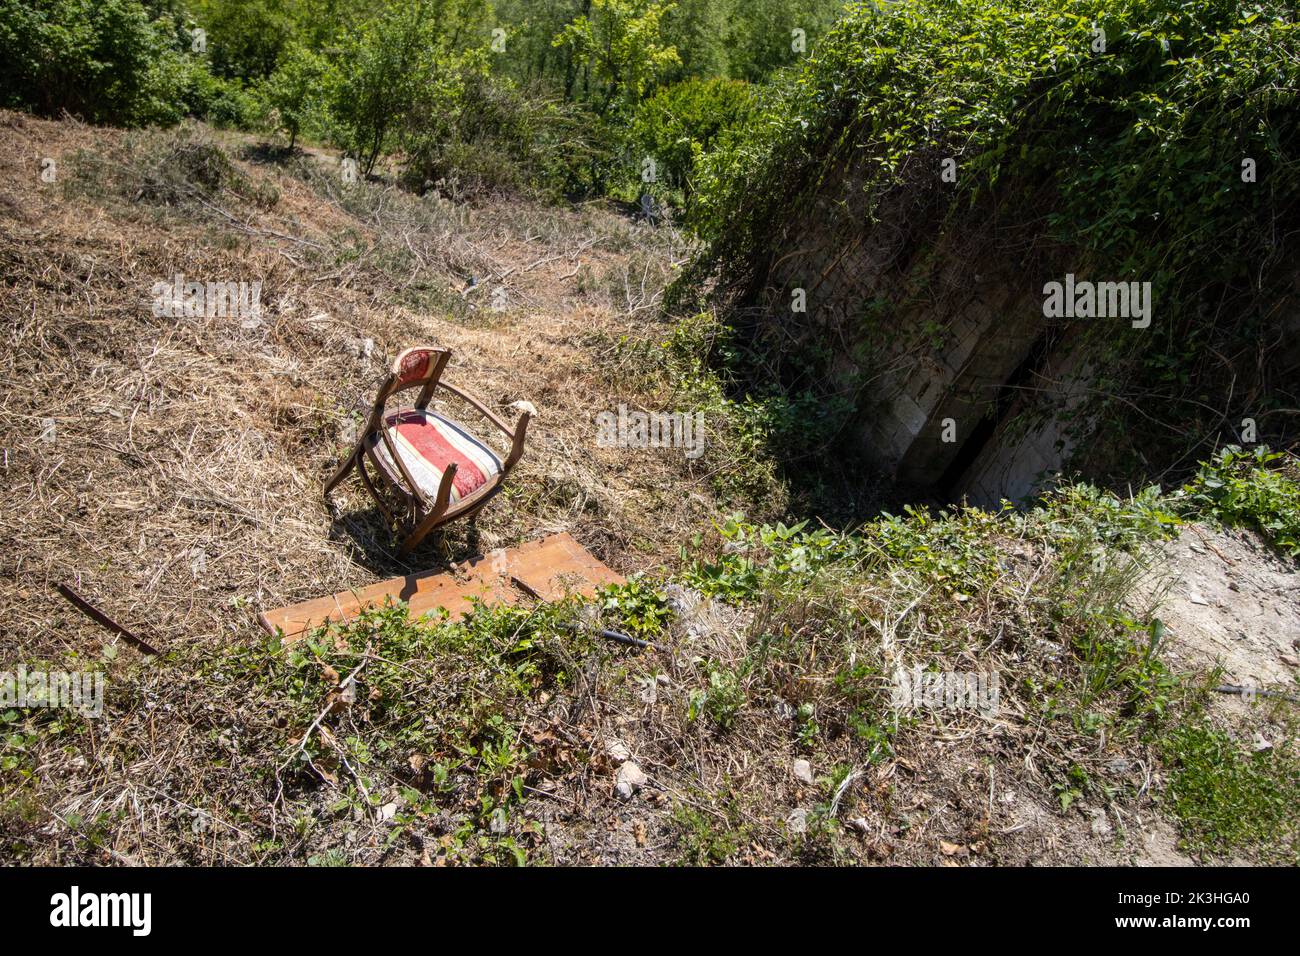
54;583;162;656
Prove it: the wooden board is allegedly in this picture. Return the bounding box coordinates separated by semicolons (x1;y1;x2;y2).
258;532;623;642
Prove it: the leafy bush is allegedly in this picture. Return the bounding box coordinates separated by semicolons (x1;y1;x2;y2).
182;64;266;129
629;76;755;220
683;516;867;603
696;0;1300;274
402;66;618;201
1023;481;1183;554
0;0;197;125
1175;446;1300;557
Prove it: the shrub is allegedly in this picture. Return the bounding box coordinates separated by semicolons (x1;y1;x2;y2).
0;0;196;125
629;76;754;220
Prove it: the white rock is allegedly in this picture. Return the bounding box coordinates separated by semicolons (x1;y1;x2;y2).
605;738;632;762
639;679;658;704
785;808;808;835
792;759;814;785
615;761;648;800
1089;809;1112;837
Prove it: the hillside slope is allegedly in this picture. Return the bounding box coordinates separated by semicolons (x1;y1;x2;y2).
1;112;1296;866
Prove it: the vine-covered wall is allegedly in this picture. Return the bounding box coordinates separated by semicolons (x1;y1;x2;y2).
685;0;1300;498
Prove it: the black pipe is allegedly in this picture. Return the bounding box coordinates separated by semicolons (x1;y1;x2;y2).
560;621;652;650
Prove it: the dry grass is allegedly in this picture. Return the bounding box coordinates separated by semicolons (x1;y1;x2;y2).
0;112;722;661
0;112;743;864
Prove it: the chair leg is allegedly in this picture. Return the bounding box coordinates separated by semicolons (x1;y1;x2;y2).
324;450;358;497
399;506;447;557
357;453;398;529
399;462;458;557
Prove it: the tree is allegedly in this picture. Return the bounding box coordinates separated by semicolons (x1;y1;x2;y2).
329;4;431;174
191;0;296;81
661;0;729;81
552;0;680;109
264;41;327;148
0;0;192;125
326;0;493;175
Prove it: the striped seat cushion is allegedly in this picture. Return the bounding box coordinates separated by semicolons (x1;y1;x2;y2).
368;409;502;503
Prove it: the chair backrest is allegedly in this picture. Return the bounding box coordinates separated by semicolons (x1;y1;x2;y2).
355;347;449;506
369;346;451;427
394;347;439;390
360;345;529;503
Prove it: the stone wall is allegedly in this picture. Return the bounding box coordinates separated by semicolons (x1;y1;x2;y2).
751;159;1077;503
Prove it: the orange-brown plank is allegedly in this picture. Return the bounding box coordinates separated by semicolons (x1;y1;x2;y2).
257;570;514;640
510;532;626;601
259;533;622;642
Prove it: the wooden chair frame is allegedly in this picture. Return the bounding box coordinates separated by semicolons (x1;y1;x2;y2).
325;346;530;556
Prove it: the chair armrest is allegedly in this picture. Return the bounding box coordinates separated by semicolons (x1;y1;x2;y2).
504;409;530;472
437;381;517;438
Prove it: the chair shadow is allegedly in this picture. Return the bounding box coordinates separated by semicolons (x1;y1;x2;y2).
326;504;483;580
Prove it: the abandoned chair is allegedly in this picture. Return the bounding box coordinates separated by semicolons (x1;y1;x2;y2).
324;346;530;556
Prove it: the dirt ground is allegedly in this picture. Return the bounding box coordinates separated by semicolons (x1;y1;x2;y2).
1137;526;1300;699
